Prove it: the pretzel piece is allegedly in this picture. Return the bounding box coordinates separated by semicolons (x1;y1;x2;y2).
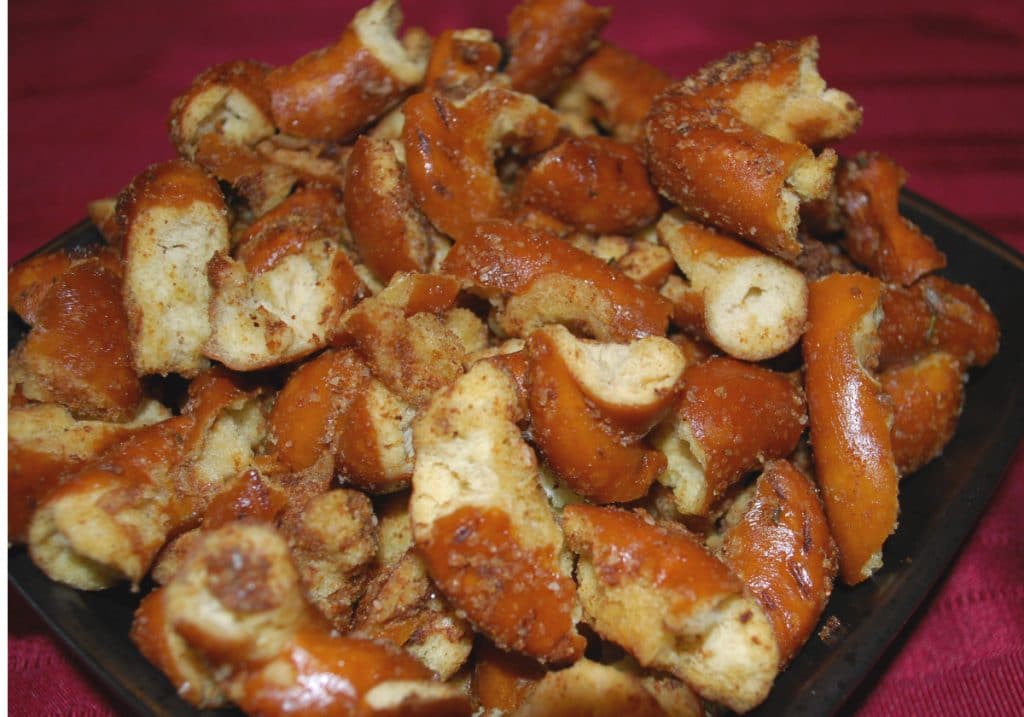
334;378;417;493
803;273;898;585
266;0;428;141
651;357;806;517
410;361;584;663
646;97;835;260
425;28;501;97
645;37;857;259
878;275;1000;370
658;211;808;360
680;37;861;146
505;0;611;100
27;369;266;589
555;43;672;143
527;325;679;503
443;219;672;341
119;159;229;377
519;136;661;234
205;235;366;371
279;488;378;631
717;460;837;665
836;153;946;285
344;135;441;283
353;549;474;679
10;255;144;420
264;349;369;473
336;273;467;406
169;60;274;160
402;84;561;239
563;505;779;713
882;351;965;475
8;399;170;543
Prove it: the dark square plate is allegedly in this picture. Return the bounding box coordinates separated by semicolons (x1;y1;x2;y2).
9;192;1024;716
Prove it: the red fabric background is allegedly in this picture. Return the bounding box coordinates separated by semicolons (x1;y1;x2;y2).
8;1;1024;715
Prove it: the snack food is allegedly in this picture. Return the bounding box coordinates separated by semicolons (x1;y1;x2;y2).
8;0;1002;714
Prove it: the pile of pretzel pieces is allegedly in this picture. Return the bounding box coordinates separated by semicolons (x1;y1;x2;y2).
7;0;1001;714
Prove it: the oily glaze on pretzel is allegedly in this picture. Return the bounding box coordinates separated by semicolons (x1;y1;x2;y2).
563;505;779;713
652;357;806;517
10;256;144;421
526;326;677;503
505;0;610;100
646;97;835;260
803;273;899;585
878;275;1000;370
658;211;808;360
836;153;947;285
424;28;501;97
442;219;672;341
265;349;369;473
718;460;837;665
8;250;79;324
881;352;965;475
519;136;661;234
344;136;440;282
645;37;858;259
266;0;428;141
402;84;561;239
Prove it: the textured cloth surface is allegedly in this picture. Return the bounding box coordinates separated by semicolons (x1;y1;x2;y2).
8;1;1024;716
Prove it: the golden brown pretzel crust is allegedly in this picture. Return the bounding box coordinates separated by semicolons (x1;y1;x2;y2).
442;219;672;341
562;43;672;142
882;352;965;475
265;349;370;473
878;275;1000;370
646;97;831;260
719;460;837;665
519;136;661;234
803;273;899;585
505;0;611;99
837;153;947;285
344;135;437;282
526;328;668;504
266;0;426;141
12;257;143;422
424;28;501;97
402;85;561;240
